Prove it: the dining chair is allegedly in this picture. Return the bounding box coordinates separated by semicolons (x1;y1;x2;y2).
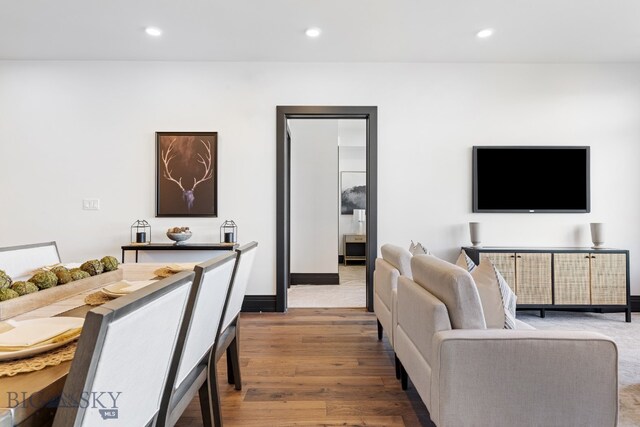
213;242;258;410
52;271;195;427
156;251;238;427
0;241;60;279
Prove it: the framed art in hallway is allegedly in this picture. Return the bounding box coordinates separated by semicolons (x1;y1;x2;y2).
156;131;218;217
341;171;366;215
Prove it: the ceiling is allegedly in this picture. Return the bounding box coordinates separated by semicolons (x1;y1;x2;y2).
1;0;639;62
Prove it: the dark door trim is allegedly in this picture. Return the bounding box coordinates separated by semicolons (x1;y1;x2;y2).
276;105;378;312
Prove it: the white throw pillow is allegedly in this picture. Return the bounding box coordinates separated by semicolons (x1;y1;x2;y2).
470;259;517;329
409;241;430;256
455;250;476;272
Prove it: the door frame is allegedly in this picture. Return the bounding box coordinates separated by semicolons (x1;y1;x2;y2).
276;105;378;312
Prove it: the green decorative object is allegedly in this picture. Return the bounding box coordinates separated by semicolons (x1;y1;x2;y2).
101;256;119;272
51;266;68;274
11;281;39;296
55;269;73;285
80;260;104;276
29;271;58;289
70;269;91;281
0;288;19;301
0;269;12;289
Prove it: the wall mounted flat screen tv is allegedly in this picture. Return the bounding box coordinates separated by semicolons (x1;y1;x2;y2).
473;146;590;213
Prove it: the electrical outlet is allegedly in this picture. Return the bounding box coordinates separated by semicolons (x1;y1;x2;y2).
82;199;100;210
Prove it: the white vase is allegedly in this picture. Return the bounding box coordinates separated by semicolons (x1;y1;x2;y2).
590;223;605;249
469;222;482;247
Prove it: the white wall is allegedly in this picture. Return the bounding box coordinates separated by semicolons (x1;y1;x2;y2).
289;119;338;274
1;62;639;295
338;120;367;256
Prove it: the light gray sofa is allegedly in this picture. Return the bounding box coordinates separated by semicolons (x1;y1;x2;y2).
395;254;619;427
373;244;412;348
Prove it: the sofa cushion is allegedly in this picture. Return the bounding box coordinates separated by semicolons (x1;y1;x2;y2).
381;244;412;278
410;255;486;330
470;259;517;329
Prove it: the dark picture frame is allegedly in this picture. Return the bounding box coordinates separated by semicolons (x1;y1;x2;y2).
156;132;218;217
341;171;366;215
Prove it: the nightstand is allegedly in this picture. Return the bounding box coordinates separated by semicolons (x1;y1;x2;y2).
343;234;366;265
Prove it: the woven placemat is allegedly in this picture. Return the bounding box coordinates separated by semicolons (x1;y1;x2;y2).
0;341;78;377
84;291;113;306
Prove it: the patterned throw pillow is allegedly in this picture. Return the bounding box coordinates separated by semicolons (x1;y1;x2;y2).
494;267;517;329
409;241;430;256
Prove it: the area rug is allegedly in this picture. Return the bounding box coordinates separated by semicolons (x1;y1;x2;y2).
288;265;366;308
518;311;640;427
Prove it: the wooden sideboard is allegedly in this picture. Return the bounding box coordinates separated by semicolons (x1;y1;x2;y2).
462;247;631;322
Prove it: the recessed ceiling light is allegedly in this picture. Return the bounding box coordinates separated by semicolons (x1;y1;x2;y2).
145;27;163;37
476;28;494;39
305;27;321;38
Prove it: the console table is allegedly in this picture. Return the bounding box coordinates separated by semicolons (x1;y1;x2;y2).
121;243;238;263
462;247;631;322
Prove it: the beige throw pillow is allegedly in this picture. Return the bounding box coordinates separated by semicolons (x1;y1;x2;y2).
455;250;476;272
471;259;517;329
456;250;517;329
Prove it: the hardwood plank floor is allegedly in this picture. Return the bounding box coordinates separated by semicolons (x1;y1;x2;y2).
175;308;434;427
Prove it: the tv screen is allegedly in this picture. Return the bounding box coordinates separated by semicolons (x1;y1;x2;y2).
473;146;590;213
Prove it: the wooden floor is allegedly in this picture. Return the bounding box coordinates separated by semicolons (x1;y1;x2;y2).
175;308;434;427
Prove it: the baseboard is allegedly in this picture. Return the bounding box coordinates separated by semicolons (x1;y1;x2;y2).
242;295;277;312
631;295;640;312
290;273;339;285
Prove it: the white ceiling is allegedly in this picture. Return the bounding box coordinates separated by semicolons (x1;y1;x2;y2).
1;0;639;62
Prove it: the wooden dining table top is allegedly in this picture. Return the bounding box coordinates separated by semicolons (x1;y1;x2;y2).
0;263;162;427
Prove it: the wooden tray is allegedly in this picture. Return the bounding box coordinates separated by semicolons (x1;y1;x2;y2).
0;269;122;320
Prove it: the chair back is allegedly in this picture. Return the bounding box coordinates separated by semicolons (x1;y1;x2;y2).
0;241;60;279
172;251;237;389
53;271;195;427
220;242;258;332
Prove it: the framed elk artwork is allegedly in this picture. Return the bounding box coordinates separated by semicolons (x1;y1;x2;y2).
156;132;217;217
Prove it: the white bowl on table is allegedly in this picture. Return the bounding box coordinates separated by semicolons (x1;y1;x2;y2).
166;231;192;245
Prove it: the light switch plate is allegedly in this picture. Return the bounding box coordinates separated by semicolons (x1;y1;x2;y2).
83;199;100;210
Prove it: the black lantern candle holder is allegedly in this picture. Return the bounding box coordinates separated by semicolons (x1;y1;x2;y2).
220;220;237;244
131;220;151;245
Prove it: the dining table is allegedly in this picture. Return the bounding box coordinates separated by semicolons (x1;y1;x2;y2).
0;263;165;427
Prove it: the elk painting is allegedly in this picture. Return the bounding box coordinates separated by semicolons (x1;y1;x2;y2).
156;132;218;217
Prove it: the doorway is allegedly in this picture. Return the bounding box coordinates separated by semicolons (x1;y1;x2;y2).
276;106;378;312
286;119;367;308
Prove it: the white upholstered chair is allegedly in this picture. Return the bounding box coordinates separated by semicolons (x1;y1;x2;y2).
0;241;61;279
212;241;258;424
53;271;195;427
156;251;238;427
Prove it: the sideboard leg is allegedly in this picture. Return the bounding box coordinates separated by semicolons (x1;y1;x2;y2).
626;309;631;323
540;309;546;318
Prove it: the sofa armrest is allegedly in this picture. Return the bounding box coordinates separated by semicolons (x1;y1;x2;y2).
430;329;618;427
